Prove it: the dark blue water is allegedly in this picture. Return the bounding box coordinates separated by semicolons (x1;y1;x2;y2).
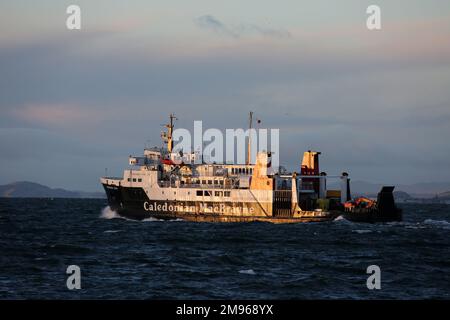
0;198;449;299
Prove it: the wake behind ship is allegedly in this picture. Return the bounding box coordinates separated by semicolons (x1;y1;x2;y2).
100;114;401;223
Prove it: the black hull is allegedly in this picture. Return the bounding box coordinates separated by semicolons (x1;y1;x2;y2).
102;184;338;223
343;208;402;223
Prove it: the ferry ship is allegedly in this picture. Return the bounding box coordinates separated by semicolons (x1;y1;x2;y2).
100;114;401;223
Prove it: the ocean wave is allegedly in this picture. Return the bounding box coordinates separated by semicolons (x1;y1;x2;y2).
142;217;165;222
353;229;373;234
423;219;450;229
333;215;352;223
239;269;256;275
100;206;122;220
386;221;405;227
100;208;185;222
99;207;136;221
47;243;92;254
386;220;449;230
405;225;425;230
387;222;427;230
103;230;122;233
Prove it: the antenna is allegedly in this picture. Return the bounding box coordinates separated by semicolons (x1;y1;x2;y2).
162;113;177;153
247;111;253;165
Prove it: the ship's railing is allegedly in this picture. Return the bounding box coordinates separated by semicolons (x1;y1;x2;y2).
101;177;123;187
157;181;241;189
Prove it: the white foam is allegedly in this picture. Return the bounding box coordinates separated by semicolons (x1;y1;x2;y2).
136;263;148;268
333;215;352;223
239;269;256;275
353;229;373;234
100;207;185;222
103;230;122;233
142;217;164;222
100;206;122;220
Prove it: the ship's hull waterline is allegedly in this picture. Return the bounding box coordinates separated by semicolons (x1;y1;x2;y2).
103;184;339;223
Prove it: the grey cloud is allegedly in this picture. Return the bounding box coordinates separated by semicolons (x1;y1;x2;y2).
234;24;291;39
195;15;239;38
195;15;291;39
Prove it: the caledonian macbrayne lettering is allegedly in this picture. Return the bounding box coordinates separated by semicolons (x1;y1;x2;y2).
143;201;255;214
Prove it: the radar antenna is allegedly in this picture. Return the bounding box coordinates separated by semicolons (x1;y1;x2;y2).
161;113;177;153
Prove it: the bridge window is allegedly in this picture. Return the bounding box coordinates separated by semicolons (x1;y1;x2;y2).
224;191;231;197
204;190;212;196
196;190;203;196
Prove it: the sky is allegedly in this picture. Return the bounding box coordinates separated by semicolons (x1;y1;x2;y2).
0;0;450;192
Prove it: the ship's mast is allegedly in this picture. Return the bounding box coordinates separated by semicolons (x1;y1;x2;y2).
247;111;253;165
162;113;177;153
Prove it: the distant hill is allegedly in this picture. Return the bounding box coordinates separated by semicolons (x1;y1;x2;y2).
0;181;105;199
393;191;412;201
436;191;450;201
349;180;450;198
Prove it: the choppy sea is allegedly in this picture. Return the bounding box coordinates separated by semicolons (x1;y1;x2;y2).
0;198;449;299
